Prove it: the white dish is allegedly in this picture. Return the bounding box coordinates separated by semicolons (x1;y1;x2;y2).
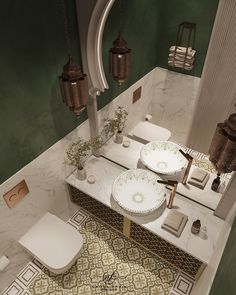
112;169;167;214
140;141;187;174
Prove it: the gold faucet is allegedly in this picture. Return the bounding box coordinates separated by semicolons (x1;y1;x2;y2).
179;149;193;185
157;180;178;209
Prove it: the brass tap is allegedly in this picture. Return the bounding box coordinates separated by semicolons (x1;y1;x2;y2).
157;180;178;209
179;149;193;185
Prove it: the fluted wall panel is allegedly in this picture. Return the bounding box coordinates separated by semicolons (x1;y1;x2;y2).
187;0;236;153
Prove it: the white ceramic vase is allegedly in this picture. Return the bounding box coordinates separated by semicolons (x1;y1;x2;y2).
114;131;123;144
77;167;87;180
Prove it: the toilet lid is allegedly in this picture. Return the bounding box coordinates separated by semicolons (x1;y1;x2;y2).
19;213;83;271
129;121;171;143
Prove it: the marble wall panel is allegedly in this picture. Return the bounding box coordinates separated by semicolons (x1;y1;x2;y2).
0;67;200;292
150;68;200;145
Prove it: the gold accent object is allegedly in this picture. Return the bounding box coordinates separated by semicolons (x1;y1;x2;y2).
179;149;193;185
3;180;29;208
157;180;178;209
123;217;131;238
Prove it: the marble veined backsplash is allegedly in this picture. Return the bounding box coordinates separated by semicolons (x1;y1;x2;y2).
0;67;200;292
149;68;200;145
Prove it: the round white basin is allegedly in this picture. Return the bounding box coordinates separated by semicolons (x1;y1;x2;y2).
112;169;167;214
140;140;187;175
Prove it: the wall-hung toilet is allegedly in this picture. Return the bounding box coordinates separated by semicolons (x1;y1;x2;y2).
128;121;171;144
18;212;83;274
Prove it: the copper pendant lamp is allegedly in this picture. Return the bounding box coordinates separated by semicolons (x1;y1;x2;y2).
109;33;131;86
59;56;88;115
59;0;88;116
208;113;236;173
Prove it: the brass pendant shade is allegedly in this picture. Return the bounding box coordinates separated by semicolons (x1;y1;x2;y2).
59;56;88;116
109;34;131;86
209;113;236;173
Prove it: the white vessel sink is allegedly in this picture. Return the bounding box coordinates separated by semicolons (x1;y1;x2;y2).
112;169;167;214
140;141;187;175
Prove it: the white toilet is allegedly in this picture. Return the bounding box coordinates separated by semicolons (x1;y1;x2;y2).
128;121;171;144
18;212;83;274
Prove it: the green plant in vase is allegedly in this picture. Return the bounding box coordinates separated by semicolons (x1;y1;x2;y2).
66;138;91;180
103;106;128;144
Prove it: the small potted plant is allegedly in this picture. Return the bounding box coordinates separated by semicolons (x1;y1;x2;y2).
66;138;91;180
103;106;128;144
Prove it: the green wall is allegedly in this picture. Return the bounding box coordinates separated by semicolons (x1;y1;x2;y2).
0;0;86;183
98;0;163;110
0;0;218;183
210;219;236;295
156;0;219;77
0;1;235;294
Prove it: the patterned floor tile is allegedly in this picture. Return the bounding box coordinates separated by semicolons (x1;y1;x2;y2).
31;260;44;271
1;281;24;295
27;211;179;294
67;208;89;229
1;209;195;295
170;273;194;295
17;262;42;287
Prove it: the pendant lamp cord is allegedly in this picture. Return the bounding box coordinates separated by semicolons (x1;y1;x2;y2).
60;0;71;55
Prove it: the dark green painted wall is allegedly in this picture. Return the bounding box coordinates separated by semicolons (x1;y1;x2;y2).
157;0;219;77
0;1;235;293
0;0;86;183
0;0;218;183
210;219;236;295
98;0;163;110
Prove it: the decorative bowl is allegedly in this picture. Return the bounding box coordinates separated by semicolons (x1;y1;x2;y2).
112;169;167;214
140;140;187;174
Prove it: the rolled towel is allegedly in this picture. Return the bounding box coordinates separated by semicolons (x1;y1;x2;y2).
168;59;193;71
169;53;195;63
168;57;193;67
169;46;196;57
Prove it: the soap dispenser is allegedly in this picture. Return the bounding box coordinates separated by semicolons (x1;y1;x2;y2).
211;173;221;192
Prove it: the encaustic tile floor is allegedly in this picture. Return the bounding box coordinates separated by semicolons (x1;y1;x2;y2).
1;208;194;295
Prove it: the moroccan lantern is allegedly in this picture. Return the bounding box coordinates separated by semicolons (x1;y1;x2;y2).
109;33;131;86
59;56;88;116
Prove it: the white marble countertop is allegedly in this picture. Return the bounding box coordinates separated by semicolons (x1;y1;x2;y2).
66;156;225;264
101;136;229;210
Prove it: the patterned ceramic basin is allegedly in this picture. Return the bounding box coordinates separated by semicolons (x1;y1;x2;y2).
112;169;167;214
140;141;187;175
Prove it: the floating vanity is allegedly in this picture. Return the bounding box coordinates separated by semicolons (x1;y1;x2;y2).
66;137;228;280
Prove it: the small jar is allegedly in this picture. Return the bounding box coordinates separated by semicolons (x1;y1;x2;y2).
191;219;201;234
211;173;221;192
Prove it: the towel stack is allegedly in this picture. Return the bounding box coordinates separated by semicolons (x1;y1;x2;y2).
168;46;196;70
188;168;210;189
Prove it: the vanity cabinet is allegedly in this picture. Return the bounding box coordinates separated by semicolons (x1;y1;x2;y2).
69;185;124;233
66;155;224;282
130;222;204;279
68;184;204;280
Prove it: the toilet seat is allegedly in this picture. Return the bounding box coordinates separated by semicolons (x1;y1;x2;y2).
18;212;83;274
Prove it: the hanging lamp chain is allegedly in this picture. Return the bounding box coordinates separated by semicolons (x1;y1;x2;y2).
60;0;71;55
119;0;123;34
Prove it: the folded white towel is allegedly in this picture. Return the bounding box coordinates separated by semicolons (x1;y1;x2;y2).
168;53;195;63
169;46;196;57
168;60;193;71
168;58;193;67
